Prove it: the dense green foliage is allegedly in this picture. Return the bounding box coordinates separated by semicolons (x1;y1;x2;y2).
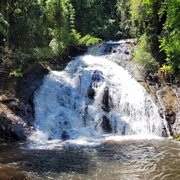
158;0;180;74
133;34;159;73
129;0;165;67
116;0;131;38
1;0;180;80
72;0;120;40
1;0;118;75
128;0;180;80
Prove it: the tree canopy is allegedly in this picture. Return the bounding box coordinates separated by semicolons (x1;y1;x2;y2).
1;0;180;80
126;0;180;80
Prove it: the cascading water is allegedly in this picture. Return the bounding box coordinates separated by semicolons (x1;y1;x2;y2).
30;40;164;146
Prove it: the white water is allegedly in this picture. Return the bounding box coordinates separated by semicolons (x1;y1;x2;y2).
29;41;164;148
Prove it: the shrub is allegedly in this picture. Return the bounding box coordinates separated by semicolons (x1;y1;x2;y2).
133;34;159;73
80;34;101;46
158;64;172;83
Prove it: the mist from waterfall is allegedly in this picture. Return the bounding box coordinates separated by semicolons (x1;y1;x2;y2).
29;40;164;147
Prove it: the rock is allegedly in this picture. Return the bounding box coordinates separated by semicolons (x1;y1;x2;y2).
87;70;104;100
87;86;95;100
144;72;159;86
102;87;113;112
101;115;112;133
69;44;88;56
104;46;112;53
157;87;178;122
11;124;27;140
125;38;137;45
92;70;103;82
165;112;176;125
0;110;30;141
0;64;49;141
61;130;70;140
124;50;129;55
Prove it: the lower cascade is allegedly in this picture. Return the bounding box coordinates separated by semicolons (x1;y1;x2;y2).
30;41;164;145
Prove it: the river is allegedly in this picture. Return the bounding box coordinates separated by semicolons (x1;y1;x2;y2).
0;138;180;180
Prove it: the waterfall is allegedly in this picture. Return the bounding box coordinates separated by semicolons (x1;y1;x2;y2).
30;40;163;145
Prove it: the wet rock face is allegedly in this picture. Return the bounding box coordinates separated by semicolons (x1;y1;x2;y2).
101;115;112;133
87;70;114;133
102;87;113;112
87;70;104;100
102;41;135;56
87;86;95;100
0;110;29;141
92;70;103;82
156;86;178;136
0;64;49;141
61;130;70;140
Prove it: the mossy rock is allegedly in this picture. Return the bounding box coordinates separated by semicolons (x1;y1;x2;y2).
157;86;178;114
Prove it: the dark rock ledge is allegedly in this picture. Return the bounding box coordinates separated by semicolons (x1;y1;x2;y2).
0;64;49;141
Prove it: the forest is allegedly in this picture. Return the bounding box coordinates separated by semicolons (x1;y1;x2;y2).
0;0;180;82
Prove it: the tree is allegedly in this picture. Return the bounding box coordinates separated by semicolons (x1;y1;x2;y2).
72;0;120;40
127;0;166;69
159;0;180;74
116;0;131;38
9;0;46;51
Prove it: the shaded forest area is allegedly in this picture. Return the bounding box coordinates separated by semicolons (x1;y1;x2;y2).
0;0;180;82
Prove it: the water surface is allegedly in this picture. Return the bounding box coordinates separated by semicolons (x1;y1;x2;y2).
0;138;180;180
